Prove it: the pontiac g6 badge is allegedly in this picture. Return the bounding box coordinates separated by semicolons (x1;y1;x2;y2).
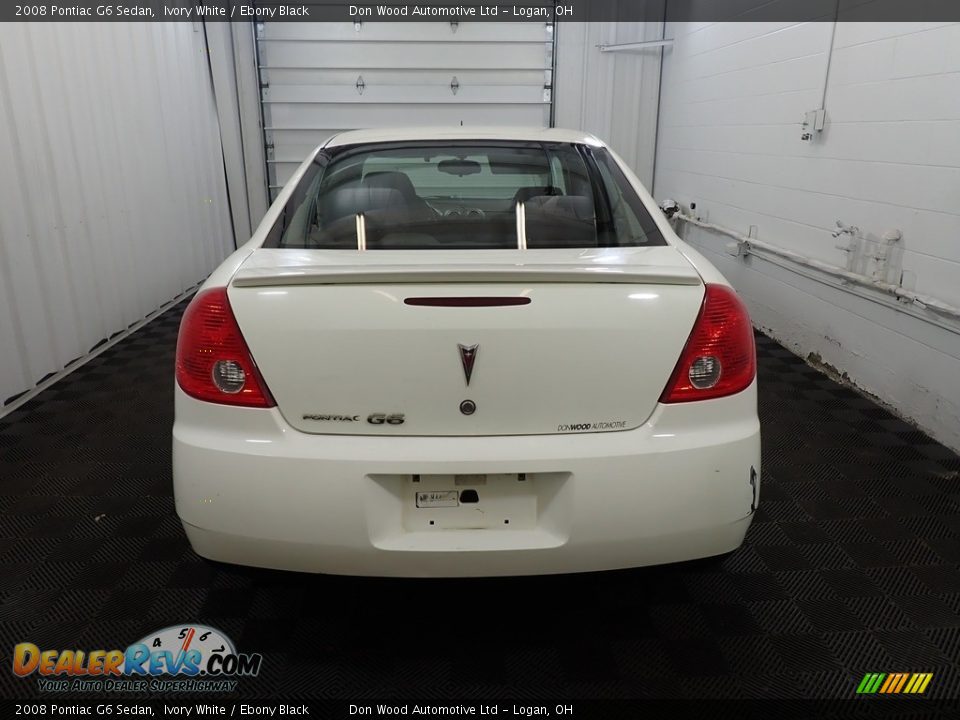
458;343;478;386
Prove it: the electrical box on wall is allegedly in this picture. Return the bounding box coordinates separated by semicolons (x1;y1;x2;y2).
801;109;826;142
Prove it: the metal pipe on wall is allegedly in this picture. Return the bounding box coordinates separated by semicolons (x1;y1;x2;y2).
676;213;960;324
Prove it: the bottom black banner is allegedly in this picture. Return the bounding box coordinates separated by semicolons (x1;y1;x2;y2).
4;699;960;720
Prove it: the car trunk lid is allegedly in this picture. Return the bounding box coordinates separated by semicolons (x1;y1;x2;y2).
228;248;704;436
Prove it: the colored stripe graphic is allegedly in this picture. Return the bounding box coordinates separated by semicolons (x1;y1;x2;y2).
856;673;882;693
857;672;933;695
879;673;897;693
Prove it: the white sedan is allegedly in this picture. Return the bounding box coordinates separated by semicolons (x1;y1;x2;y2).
173;127;760;577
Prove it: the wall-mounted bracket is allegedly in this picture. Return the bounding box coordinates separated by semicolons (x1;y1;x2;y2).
801;108;826;142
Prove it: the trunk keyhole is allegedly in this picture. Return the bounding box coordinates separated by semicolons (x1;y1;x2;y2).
459;489;479;504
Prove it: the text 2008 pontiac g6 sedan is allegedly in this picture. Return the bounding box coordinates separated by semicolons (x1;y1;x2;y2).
173;127;760;576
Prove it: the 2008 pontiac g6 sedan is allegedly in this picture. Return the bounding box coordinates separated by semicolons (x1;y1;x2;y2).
173;127;760;577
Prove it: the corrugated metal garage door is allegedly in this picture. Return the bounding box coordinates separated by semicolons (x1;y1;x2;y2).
256;21;555;200
0;23;233;413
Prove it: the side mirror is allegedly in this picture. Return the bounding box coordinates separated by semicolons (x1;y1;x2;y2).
659;198;680;219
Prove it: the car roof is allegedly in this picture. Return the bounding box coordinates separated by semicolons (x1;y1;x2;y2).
323;126;606;149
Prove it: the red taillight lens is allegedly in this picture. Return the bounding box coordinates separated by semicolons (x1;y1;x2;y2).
175;288;275;408
660;284;756;403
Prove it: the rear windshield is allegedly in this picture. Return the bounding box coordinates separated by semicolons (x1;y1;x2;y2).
264;141;666;250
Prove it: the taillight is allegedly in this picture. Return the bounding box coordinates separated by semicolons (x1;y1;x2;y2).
175;288;275;408
660;284;756;403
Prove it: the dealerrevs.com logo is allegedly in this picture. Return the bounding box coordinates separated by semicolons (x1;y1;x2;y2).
13;624;262;693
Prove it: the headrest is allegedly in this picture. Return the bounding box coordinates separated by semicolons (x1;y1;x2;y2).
524;195;595;222
513;185;561;205
363;171;418;201
320;185;405;224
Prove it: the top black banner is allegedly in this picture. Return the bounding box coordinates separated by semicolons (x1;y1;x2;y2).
3;0;960;22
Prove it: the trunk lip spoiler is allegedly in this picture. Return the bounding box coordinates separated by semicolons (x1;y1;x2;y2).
231;264;703;288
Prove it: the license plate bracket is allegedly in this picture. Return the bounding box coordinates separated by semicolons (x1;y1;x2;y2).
404;473;537;531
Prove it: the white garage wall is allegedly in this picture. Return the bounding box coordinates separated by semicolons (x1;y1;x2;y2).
0;22;234;412
205;21;270;240
554;21;663;186
654;20;960;450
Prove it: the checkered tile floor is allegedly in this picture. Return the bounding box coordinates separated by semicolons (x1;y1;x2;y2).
1;299;960;700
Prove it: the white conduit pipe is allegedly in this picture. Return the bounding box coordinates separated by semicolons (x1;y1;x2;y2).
676;213;960;322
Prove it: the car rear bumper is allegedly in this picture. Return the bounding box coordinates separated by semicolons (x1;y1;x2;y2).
173;383;761;577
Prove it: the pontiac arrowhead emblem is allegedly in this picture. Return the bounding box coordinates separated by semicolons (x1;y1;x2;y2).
457;344;478;386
